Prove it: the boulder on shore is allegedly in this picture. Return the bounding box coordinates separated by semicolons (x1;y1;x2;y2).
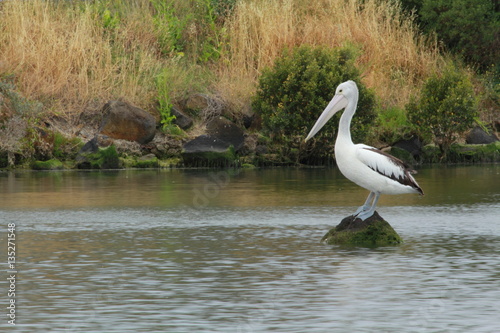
321;212;402;246
99;100;156;144
206;116;245;151
466;126;499;144
171;106;193;130
393;136;423;158
182;135;236;167
181;117;244;167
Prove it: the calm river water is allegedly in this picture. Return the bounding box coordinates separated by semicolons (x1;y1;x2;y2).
0;165;499;332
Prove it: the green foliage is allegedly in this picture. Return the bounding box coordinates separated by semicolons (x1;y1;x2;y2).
151;0;190;55
196;0;225;63
155;67;177;131
82;0;123;33
406;65;478;153
399;0;423;13
150;0;227;62
101;8;120;30
253;45;376;143
375;106;413;144
401;0;499;72
53;132;82;160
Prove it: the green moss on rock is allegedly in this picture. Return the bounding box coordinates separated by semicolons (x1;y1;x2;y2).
134;154;159;168
420;142;500;163
182;146;237;167
77;145;120;169
321;211;402;246
448;142;500;163
159;157;182;168
241;163;256;169
32;159;64;170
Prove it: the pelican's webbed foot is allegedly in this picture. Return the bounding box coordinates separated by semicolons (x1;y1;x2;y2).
353;192;380;221
353;204;370;216
354;209;376;221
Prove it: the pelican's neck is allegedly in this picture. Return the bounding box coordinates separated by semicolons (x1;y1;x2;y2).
336;92;358;146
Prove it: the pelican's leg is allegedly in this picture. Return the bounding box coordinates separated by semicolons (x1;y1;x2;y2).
355;192;381;221
353;192;375;216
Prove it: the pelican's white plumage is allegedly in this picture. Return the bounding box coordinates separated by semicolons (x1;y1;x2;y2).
305;80;423;220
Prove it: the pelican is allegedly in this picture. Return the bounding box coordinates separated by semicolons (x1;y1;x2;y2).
305;80;423;220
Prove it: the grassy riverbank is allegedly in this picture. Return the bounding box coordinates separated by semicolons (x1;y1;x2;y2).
0;0;498;169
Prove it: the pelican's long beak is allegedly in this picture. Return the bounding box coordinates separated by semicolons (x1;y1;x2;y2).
305;94;348;142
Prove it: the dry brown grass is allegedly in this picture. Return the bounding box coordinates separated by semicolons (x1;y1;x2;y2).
0;0;161;114
218;0;444;108
0;0;446;120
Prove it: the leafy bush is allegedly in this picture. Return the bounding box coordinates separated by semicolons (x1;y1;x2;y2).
375;106;413;145
406;65;478;153
401;0;499;72
253;45;376;143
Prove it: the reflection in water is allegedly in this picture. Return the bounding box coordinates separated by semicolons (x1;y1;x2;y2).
0;165;499;332
0;165;499;210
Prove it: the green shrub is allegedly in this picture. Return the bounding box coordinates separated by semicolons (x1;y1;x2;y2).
253;45;376;143
405;0;499;72
375;106;413;144
406;65;478;154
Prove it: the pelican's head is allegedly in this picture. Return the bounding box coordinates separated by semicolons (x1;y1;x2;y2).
304;80;357;142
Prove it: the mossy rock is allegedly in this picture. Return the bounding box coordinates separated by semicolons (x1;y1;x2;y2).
321;211;402;246
181;137;238;167
182;149;237;167
159;157;182;168
32;159;64;170
76;145;120;169
134;154;159;168
448;142;500;163
241;163;257;169
421;142;500;163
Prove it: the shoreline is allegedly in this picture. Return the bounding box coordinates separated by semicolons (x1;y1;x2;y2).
2;141;499;172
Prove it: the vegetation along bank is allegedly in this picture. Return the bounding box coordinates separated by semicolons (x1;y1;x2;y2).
0;0;498;170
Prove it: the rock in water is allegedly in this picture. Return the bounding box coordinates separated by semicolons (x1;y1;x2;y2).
321;211;402;246
99;101;156;144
